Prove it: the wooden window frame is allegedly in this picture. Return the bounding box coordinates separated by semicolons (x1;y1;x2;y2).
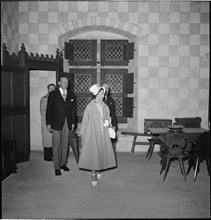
65;40;97;66
101;40;134;66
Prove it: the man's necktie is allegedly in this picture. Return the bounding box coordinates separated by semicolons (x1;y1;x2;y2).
62;90;66;101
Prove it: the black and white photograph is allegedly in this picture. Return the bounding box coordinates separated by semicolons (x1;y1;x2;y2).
1;0;210;219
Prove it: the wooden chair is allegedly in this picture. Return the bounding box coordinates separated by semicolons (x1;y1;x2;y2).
146;138;162;161
186;131;210;181
158;133;191;182
174;117;202;128
173;117;202;157
145;119;172;161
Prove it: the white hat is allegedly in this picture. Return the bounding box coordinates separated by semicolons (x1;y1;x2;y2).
89;84;105;95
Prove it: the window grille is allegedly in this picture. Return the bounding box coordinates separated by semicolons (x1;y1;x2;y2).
74;74;92;93
106;73;123;94
65;39;134;123
101;40;134;66
76;96;92;116
112;97;123;117
65;40;97;66
74;44;92;61
105;45;124;62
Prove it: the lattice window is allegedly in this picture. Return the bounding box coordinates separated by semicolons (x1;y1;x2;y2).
65;39;134;123
74;45;92;61
101;69;134;121
106;74;123;93
65;40;97;66
76;97;92;116
101;40;134;66
113;97;123;117
74;74;92;93
105;45;124;61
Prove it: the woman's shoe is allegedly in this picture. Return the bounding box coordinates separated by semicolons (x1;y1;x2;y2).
96;172;101;179
92;180;98;186
91;173;98;186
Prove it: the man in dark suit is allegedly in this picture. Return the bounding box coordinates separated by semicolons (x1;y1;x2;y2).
46;75;76;176
102;83;117;149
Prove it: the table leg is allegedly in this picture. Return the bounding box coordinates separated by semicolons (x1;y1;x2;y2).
131;135;137;154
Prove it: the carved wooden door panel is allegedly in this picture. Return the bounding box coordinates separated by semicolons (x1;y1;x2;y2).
1;66;30;163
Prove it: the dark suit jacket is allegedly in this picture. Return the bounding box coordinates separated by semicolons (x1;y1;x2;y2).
104;95;117;129
46;89;76;131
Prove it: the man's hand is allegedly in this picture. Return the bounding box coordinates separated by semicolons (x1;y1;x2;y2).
47;124;52;133
71;124;75;132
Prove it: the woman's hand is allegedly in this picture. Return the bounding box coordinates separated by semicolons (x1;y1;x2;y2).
103;119;109;127
80;136;84;147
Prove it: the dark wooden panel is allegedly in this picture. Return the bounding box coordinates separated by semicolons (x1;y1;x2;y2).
1;65;24;73
14;114;29;163
1;65;30;164
1;71;12;108
174;117;201;128
124;42;134;61
123;97;134;118
123;72;134;94
1;140;17;181
12;71;26;107
65;42;74;60
1;116;13;140
1;107;26;116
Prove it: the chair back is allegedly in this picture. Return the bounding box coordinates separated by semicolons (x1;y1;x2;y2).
144;118;172;134
164;133;187;155
174;117;201;128
195;131;210;150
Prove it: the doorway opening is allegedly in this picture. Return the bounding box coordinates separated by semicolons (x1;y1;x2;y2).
29;70;56;150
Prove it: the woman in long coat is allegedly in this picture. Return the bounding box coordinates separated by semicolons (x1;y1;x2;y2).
40;83;56;161
78;84;117;186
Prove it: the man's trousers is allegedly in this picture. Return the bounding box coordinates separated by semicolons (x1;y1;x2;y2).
52;119;70;170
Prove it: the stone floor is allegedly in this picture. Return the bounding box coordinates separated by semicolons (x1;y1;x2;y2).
2;151;210;219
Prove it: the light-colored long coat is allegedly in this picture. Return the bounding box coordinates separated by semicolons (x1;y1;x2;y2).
40;95;52;148
78;99;116;171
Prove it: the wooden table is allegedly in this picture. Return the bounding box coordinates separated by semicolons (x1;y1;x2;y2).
147;127;208;143
121;131;151;154
147;127;208;135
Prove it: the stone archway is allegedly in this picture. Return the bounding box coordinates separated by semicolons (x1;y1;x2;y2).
53;16;145;40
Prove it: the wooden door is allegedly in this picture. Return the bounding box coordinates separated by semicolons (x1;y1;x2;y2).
1;66;30;163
